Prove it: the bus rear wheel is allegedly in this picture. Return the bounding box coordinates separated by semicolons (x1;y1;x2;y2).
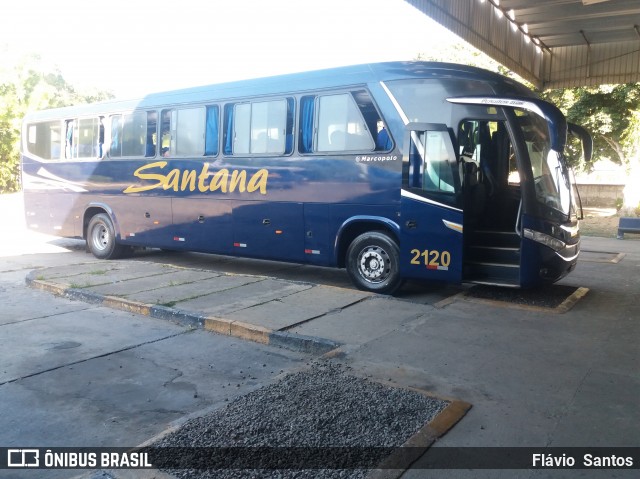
87;213;124;259
346;231;402;294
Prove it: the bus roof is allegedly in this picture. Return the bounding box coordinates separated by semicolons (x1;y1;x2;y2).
23;61;532;121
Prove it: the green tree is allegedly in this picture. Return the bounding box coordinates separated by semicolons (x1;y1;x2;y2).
542;84;640;171
0;52;114;193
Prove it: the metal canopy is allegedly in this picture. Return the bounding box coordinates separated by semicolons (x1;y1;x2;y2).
405;0;640;89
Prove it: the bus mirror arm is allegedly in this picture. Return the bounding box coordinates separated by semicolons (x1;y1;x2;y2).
568;123;593;163
567;123;589;221
570;167;585;221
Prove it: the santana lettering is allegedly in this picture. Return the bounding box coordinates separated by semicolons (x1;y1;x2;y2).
123;161;269;194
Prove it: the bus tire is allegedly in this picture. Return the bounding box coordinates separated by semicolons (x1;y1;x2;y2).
87;213;124;259
346;231;402;294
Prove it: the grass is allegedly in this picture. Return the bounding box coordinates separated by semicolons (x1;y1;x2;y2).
88;269;108;275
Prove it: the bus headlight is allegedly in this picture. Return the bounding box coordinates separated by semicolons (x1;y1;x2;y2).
523;228;566;252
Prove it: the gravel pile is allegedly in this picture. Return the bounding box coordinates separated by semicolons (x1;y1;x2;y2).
152;361;448;479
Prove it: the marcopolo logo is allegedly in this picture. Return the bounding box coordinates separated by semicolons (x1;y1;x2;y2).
7;449;39;468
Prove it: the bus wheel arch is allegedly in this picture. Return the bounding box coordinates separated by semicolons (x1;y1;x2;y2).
338;221;402;295
336;219;400;268
84;209;125;259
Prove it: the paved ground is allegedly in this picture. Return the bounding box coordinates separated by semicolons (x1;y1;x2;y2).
1;192;639;478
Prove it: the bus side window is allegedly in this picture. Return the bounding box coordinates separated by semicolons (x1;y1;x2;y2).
77;118;100;158
299;90;385;154
176;108;205;156
160;107;205;157
223;99;291;156
124;112;146;157
351;90;391;152
409;130;456;195
424;131;456;193
316;93;374;152
26;121;62;160
110;112;147;157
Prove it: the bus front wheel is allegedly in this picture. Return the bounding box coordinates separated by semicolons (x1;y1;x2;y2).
346;232;402;294
87;213;124;259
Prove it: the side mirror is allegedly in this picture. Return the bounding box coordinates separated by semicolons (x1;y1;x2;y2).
568;123;593;163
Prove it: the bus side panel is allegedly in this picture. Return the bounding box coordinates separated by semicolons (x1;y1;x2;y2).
23;190;52;234
172;198;232;254
22;157;79;238
232;201;304;262
399;199;463;283
48;192;77;237
303;203;332;266
112;195;174;248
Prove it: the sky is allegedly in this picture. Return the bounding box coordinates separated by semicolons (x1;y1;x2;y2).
0;0;460;98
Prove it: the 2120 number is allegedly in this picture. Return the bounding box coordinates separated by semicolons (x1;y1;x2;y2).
410;249;451;268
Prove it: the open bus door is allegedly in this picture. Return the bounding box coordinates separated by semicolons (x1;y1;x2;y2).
400;123;464;284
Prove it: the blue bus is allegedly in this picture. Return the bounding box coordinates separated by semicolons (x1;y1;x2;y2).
21;62;590;293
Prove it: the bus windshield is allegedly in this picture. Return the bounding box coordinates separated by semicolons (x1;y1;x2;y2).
517;109;572;217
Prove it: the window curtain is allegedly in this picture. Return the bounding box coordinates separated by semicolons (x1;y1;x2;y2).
300;97;315;153
224;104;234;155
205;106;219;156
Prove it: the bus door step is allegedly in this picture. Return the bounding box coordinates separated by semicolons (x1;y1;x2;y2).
469;229;521;248
464;260;520;286
467;245;520;264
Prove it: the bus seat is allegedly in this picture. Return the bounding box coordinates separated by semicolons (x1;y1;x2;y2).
146;138;156;157
376;127;392;150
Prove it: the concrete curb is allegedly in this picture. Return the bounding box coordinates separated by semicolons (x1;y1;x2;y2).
366;389;472;479
25;271;341;356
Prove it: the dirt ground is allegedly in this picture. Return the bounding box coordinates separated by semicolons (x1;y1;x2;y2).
579;207;639;239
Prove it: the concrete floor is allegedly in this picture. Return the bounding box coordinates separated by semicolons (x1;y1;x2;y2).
1;192;638;478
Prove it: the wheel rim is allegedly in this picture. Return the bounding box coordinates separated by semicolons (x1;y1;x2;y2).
90;222;110;252
357;246;391;284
